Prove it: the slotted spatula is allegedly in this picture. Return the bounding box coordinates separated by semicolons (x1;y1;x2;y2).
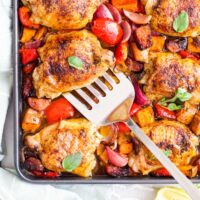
63;70;200;200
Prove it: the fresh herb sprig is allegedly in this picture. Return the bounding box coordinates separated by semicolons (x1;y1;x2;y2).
67;56;84;70
173;11;189;33
159;88;192;111
62;152;82;172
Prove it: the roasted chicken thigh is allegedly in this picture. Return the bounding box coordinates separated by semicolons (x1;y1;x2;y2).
151;0;200;37
22;0;103;30
129;120;199;176
33;30;114;99
25;118;102;177
142;53;200;104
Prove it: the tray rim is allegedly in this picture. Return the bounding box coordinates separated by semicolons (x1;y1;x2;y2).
13;0;200;184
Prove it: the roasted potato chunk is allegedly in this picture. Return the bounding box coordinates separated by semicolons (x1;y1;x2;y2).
22;108;43;133
131;43;149;63
190;111;200;135
135;106;155;127
150;36;166;52
135;25;152;50
176;102;197;125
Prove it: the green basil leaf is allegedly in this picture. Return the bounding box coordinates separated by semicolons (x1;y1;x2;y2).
68;56;83;70
167;103;182;111
62;152;82;172
176;88;192;102
163;150;172;157
173;11;189;33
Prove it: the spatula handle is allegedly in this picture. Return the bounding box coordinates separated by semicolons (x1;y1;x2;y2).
126;119;200;200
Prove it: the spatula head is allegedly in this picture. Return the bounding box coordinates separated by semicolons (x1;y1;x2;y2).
63;71;135;126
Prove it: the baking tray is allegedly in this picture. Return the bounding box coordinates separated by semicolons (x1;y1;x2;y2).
13;0;200;184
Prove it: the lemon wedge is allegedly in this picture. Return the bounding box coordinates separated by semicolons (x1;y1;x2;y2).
155;187;192;200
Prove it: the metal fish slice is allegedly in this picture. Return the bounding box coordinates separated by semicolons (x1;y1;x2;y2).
63;70;200;200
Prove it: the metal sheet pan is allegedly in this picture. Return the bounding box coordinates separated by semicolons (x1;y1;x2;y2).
13;0;200;184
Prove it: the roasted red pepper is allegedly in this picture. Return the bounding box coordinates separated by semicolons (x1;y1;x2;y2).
18;7;39;29
179;50;197;60
45;97;75;124
154;103;176;119
115;42;128;64
130;102;141;116
20;49;38;65
92;18;123;45
32;171;60;178
115;122;130;132
115;103;140;132
153;168;171;177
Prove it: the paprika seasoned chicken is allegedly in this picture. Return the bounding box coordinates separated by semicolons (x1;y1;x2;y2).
129;120;199;176
33;30;114;99
22;0;103;30
25;118;102;177
151;0;200;37
142;53;200;104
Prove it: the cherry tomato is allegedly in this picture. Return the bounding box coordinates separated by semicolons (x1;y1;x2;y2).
92;18;123;45
45;97;75;124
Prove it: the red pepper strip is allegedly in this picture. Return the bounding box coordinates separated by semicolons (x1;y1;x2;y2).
18;7;39;29
115;122;130;132
115;42;128;64
130;102;141;116
179;50;197;60
154;103;176;119
45;97;75;124
32;171;60;178
153;168;171;177
20;49;38;65
115;102;141;132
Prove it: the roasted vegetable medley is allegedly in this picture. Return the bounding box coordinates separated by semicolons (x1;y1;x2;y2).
19;0;200;179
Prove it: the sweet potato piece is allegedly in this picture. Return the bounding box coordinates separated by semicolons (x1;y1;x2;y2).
22;108;43;133
21;28;36;43
119;143;133;154
34;27;47;41
135;25;152;50
135;106;155;127
28;97;50;111
176;102;197;125
131;42;149;63
97;144;108;163
111;0;139;12
118;132;131;145
188;37;200;53
150;36;165;52
190;111;200;135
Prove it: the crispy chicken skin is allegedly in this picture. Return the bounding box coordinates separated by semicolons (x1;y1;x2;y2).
129;120;198;175
22;0;103;30
33;30;114;99
25;118;102;177
151;0;200;37
142;53;200;104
